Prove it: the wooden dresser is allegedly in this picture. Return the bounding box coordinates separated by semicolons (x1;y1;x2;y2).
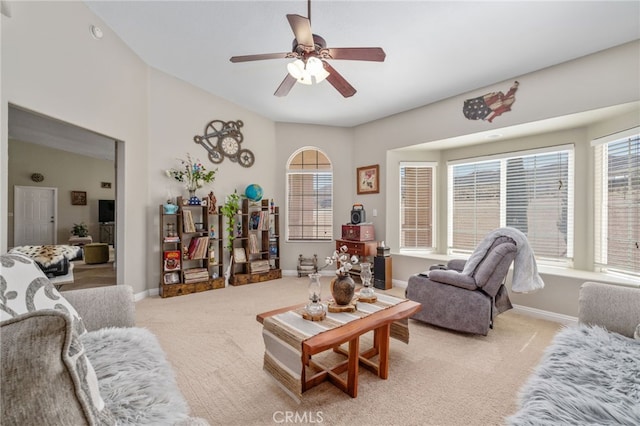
335;239;378;259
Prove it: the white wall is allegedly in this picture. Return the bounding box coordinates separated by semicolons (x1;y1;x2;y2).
274;123;354;271
2;1;148;292
146;68;278;288
355;41;640;317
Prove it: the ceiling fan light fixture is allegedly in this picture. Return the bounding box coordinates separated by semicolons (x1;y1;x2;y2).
298;69;313;85
305;57;323;73
313;67;330;84
287;59;305;79
287;57;329;85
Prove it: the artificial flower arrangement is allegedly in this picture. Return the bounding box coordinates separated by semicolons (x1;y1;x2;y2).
165;153;217;191
323;245;359;276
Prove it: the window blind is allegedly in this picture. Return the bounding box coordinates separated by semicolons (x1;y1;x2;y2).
448;146;574;263
400;163;435;250
594;134;640;275
448;160;501;252
286;148;333;241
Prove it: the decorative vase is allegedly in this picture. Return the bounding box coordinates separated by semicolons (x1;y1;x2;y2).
188;189;200;205
330;273;356;306
305;273;324;316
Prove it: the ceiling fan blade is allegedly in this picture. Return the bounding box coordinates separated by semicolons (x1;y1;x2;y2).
325;47;386;62
274;74;297;97
286;14;314;48
230;52;292;63
322;61;356;98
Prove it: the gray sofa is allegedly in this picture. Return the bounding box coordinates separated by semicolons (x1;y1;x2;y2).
1;253;208;425
508;281;640;425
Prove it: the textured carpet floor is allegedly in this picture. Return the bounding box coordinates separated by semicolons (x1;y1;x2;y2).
135;276;561;426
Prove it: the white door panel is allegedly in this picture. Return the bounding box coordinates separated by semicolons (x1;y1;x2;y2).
14;186;57;246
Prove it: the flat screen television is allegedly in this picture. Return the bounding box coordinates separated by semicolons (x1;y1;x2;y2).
99;199;115;223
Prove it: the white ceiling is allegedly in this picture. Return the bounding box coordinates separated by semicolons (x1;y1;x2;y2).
7;1;639;159
83;0;640;128
8;106;116;161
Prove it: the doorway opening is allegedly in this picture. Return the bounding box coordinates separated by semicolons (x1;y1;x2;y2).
7;104;123;290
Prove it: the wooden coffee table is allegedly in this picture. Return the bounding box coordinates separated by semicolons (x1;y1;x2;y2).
257;296;421;398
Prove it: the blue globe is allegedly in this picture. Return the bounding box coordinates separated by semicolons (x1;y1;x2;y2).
245;184;263;202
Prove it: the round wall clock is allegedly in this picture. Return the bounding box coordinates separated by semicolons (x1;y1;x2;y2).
221;136;240;156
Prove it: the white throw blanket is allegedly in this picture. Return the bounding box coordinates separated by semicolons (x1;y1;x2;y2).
462;227;544;293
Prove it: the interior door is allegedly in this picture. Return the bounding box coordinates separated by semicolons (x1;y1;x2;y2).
14;186;57;246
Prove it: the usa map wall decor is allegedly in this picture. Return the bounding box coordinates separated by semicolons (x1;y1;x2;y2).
463;81;519;123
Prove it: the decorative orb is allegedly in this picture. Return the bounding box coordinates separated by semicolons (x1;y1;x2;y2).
244;184;263;202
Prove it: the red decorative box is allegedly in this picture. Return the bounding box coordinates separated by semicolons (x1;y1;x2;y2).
341;224;375;241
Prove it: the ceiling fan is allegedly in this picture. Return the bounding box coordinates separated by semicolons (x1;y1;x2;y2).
229;0;386;98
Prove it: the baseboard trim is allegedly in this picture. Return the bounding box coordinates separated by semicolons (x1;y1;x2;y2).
134;288;158;301
512;304;577;326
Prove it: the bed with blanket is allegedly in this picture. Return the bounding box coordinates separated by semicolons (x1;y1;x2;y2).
8;245;82;278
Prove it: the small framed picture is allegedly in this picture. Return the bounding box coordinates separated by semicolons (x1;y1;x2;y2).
356;164;380;195
101;182;112;189
71;191;87;205
233;247;247;263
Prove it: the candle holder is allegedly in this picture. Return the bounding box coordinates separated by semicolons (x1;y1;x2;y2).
358;262;377;303
303;273;326;321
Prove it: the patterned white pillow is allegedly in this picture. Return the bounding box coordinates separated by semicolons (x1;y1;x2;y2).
0;253;86;335
1;254;113;423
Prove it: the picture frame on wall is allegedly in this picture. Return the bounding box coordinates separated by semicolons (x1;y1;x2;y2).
356;164;380;194
71;191;87;205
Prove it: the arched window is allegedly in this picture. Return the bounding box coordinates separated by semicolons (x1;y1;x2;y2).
286;148;333;241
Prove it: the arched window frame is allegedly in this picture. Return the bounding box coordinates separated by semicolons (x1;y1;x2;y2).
286;147;333;241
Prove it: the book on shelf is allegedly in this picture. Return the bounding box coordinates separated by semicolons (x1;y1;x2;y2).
183;267;209;283
269;239;278;257
163;250;181;271
269;215;275;234
183;267;207;276
187;236;209;260
249;211;269;231
249;211;260;230
163;272;180;284
233;247;247;263
182;210;195;233
248;233;260;254
250;259;270;273
164;236;180;243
